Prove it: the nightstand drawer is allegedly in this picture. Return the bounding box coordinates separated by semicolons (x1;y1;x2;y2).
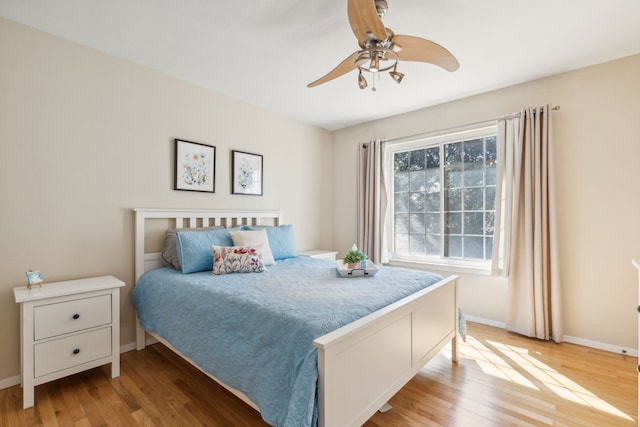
34;294;111;340
34;327;112;378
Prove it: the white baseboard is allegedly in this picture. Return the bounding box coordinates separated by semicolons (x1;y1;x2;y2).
0;375;21;390
0;343;139;391
120;342;137;353
464;315;506;329
465;315;638;357
564;335;638;357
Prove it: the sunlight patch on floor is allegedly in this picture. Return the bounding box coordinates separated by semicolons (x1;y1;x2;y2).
460;335;538;390
437;334;634;422
476;337;633;421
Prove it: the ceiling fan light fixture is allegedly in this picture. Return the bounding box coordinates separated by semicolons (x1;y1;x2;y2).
358;70;368;89
370;55;379;72
356;47;397;73
354;46;400;90
390;69;404;84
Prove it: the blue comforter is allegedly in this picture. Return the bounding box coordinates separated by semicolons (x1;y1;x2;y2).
132;256;443;426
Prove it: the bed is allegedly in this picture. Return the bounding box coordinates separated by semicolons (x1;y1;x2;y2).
133;208;459;427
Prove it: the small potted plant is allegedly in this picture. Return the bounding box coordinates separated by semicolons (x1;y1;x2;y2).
343;245;367;269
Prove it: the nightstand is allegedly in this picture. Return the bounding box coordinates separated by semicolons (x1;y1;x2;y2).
13;275;125;409
298;250;338;260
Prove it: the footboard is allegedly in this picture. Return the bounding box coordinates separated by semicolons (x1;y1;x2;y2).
313;275;458;427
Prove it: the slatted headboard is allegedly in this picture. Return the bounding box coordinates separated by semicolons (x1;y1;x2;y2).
133;208;283;283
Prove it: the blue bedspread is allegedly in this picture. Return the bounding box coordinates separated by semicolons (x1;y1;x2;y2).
132;256;443;426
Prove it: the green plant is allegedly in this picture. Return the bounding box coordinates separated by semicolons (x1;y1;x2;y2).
343;248;367;264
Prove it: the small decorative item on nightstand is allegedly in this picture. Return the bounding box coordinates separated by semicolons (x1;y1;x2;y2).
25;270;43;289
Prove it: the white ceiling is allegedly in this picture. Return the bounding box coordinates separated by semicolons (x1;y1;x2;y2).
2;0;639;131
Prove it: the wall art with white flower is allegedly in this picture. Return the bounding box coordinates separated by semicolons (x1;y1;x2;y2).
174;139;216;193
232;150;263;196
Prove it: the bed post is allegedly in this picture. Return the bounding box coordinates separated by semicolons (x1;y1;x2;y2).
134;209;147;350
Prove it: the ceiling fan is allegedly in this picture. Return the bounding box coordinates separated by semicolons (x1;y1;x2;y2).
307;0;459;90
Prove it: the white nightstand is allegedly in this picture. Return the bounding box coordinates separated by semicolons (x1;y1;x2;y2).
298;250;338;260
13;275;125;409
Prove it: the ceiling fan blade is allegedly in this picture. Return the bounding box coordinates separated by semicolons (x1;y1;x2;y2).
392;34;460;72
307;52;359;88
348;0;387;46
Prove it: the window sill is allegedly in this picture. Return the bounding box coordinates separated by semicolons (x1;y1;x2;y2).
386;258;492;276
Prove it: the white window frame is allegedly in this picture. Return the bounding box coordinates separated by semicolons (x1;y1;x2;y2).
385;124;497;275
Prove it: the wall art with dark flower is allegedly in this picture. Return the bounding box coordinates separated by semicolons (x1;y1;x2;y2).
231;150;263;196
174;139;215;193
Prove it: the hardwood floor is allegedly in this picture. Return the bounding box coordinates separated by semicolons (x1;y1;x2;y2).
1;322;636;426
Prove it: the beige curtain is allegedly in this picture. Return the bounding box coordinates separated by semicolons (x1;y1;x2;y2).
495;105;563;342
357;139;389;264
492;116;519;276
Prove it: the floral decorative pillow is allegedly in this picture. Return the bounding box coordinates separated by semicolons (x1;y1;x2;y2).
211;245;265;275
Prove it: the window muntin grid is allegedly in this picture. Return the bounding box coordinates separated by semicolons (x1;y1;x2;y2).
391;130;497;264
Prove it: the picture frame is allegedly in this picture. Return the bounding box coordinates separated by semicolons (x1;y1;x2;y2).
26;270;43;289
174;139;216;193
231;150;263;196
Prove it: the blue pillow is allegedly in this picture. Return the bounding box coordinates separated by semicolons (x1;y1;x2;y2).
245;225;297;260
176;228;240;273
161;226;222;270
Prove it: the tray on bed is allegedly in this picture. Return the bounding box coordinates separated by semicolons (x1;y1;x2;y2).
336;259;379;277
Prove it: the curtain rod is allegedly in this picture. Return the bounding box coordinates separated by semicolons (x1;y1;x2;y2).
501;104;560;120
383;105;560;144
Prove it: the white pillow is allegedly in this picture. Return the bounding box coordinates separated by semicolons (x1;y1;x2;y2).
229;229;275;265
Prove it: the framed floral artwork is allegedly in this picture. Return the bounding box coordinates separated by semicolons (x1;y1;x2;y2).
232;150;263;196
25;270;43;289
174;139;216;193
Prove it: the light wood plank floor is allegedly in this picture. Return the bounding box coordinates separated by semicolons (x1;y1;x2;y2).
1;322;636;426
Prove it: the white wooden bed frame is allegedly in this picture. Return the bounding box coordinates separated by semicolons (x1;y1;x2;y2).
133;208;459;427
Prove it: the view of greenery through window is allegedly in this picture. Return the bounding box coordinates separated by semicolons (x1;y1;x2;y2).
393;135;497;262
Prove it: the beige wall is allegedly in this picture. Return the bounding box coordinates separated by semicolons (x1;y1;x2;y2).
332;54;640;351
0;18;333;380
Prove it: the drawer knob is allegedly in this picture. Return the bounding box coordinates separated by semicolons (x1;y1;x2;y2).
72;314;80;320
73;348;80;355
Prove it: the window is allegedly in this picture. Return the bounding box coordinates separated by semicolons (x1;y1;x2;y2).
388;126;497;269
